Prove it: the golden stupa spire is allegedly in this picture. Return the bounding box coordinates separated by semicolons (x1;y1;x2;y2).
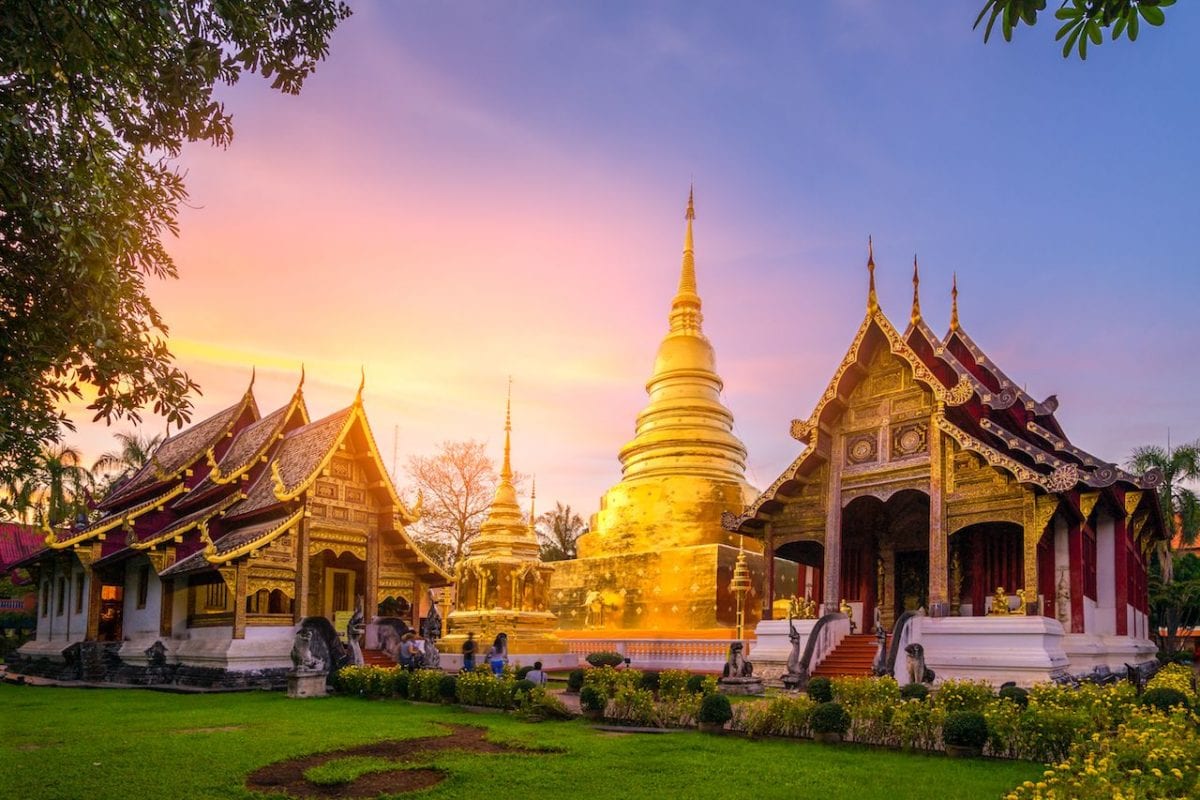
911;254;922;324
950;272;960;332
669;185;702;334
501;375;513;482
528;476;537;534
867;236;879;314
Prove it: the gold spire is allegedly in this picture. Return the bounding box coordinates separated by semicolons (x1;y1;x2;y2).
670;186;702;334
950;272;960;332
911;254;922;324
867;236;878;314
528;476;537;534
501;375;513;483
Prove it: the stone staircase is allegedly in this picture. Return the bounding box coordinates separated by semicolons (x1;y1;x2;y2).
811;634;883;678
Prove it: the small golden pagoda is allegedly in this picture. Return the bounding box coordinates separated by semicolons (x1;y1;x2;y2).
441;385;571;667
550;190;791;638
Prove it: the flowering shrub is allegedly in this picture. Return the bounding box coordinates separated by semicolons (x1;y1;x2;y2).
333;666;407;698
732;695;815;739
658;669;692;700
408;669;446;703
582;665;642;698
832;676;899;744
608;686;659;726
933;679;994;713
454;669;519;708
891;699;945;751
1005;706;1200;800
656;692;703;728
1146;663;1197;699
1028;681;1136;733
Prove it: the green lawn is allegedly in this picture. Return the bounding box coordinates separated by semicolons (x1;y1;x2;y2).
0;683;1041;800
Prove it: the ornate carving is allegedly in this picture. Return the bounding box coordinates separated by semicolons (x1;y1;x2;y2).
1044;464;1080;493
936;416;1044;487
1077;491;1100;525
1140;468;1164;490
1124;490;1144;519
790;419;813;442
846;432;879;465
891;421;928;458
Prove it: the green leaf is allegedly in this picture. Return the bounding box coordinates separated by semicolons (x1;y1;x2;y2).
1054;6;1080;20
1140;5;1165;26
1062;23;1083;58
1055;18;1079;41
1079;25;1089;60
1129;10;1140;40
1112;15;1127;41
1087;19;1102;45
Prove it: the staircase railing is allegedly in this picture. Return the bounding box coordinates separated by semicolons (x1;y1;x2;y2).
884;610;921;681
795;612;850;688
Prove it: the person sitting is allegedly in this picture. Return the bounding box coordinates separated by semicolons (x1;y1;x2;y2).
398;632;417;671
525;661;547;686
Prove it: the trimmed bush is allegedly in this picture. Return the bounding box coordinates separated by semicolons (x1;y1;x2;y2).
437;674;457;702
1142;687;1190;713
810;701;850;735
392;669;411;698
807;676;833;703
566;669;585;692
685;673;706;695
942;710;989;749
640;670;661;693
997;685;1028;708
698;691;733;725
585;651;624;668
514;679;537;696
899;683;929;702
579;685;606;713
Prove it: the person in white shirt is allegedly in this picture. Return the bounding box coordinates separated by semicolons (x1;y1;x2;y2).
525;661;547;685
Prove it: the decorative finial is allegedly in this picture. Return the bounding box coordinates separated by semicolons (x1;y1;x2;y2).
501;377;513;482
669;187;702;333
299;363;305;389
911;254;921;324
355;366;365;404
867;236;878;313
248;366;256;393
529;476;537;532
950;272;960;332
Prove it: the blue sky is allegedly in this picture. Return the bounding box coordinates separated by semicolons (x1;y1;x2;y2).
70;1;1200;513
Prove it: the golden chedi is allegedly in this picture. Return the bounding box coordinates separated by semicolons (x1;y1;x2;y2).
441;388;573;668
551;191;783;637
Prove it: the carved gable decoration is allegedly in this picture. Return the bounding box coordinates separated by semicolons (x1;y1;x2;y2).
891;422;928;459
846;432;879;465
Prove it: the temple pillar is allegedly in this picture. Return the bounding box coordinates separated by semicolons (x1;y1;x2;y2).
413;578;423;631
1067;520;1085;633
1023;494;1056;616
1114;511;1129;636
295;517;310;623
1095;509;1116;636
823;448;843;614
232;561;247;640
159;579;174;638
83;542;103;641
928;422;948;612
366;529;379;620
763;523;775;620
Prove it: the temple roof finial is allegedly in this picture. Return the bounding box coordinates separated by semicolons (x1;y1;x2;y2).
528;476;537;533
950;272;960;332
867;236;878;314
355;366;365;405
911;254;922;324
501;376;513;482
247;366;256;394
669;187;702;334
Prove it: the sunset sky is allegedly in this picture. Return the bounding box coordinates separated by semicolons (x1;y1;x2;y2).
66;3;1200;519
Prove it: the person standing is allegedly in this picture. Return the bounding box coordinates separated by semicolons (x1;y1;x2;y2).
487;632;508;676
461;632;477;672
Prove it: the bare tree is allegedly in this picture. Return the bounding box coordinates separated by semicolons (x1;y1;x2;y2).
404;440;497;569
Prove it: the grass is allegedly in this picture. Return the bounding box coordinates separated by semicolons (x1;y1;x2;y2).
0;683;1042;800
303;756;399;786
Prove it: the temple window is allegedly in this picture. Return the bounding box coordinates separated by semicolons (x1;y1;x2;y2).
268;589;292;615
75;573;85;614
136;565;150;609
42;581;50;617
205;582;228;611
56;577;66;616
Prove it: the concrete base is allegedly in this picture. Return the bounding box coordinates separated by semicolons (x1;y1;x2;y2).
16;639;75;662
287;670;328;698
717;677;764;696
916;615;1070;688
171;625;295;671
749;619;814;685
1063;633;1157;676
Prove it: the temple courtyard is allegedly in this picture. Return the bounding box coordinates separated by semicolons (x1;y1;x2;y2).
0;682;1039;800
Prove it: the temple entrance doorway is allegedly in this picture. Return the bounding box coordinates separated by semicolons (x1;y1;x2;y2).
841;489;930;633
775;540;824;614
308;548;366;636
949;522;1023;617
97;581;124;642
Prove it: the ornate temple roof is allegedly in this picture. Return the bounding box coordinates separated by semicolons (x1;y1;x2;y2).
728;245;1164;532
98;382;258;511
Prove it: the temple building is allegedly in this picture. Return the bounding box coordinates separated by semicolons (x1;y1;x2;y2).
439;388;573;670
549;191;798;663
12;373;448;687
728;248;1166;683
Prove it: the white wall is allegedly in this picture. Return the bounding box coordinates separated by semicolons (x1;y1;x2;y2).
121;558;163;640
1094;512;1116;636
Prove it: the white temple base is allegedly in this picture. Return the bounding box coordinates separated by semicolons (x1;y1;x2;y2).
171;625;295;671
1062;633;1157;675
750;619;817;684
915;615;1070;688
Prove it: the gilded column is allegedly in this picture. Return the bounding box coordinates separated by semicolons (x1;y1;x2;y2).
84;542;103;641
232;560;248;640
927;419;948;612
823;443;843;614
366;528;379;621
295;515;310;623
1067;519;1085;633
763;523;775;620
